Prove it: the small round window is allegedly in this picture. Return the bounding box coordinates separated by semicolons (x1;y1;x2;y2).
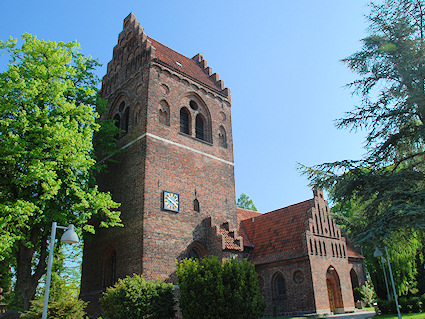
189;100;198;110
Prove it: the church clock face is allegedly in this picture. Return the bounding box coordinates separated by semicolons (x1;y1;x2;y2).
163;191;179;212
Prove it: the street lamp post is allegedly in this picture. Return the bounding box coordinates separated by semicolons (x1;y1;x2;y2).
42;222;79;319
374;247;402;319
380;256;391;301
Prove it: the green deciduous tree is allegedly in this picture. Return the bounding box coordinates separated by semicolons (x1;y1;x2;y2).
237;193;257;211
300;0;425;243
0;33;121;310
176;256;266;319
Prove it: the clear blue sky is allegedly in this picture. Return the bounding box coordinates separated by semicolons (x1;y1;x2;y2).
0;0;373;213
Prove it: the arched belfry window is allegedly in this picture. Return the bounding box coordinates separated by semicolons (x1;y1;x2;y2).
195;114;205;140
274;273;286;298
111;98;131;138
180;107;190;134
178;94;212;142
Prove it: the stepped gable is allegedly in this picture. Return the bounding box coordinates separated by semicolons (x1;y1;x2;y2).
101;13;230;98
241;199;314;264
101;12;153;97
212;220;243;251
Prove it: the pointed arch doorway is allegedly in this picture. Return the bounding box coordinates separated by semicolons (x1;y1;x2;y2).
326;266;344;314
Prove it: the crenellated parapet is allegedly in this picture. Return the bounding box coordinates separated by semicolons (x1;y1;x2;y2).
192;53;231;97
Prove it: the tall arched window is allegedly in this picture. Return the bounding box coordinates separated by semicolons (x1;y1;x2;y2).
195;114;205;140
180;108;190;134
274;273;286;298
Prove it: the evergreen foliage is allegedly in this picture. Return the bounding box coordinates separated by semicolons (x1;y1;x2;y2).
100;274;175;319
176;256;266;319
299;0;425;243
0;33;121;310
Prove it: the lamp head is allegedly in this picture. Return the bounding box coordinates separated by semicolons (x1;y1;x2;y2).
374;247;383;258
60;224;79;244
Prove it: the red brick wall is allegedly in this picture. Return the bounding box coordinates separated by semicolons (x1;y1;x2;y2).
256;257;316;317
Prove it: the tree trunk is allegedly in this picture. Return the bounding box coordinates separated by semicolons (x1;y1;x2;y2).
14;229;47;311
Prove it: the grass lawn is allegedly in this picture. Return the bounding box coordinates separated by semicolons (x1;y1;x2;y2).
275;313;424;319
374;314;425;318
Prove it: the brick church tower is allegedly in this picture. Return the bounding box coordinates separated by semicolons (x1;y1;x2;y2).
80;13;243;313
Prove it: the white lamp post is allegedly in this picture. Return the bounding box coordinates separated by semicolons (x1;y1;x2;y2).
380;256;391;301
42;222;79;319
374;246;402;319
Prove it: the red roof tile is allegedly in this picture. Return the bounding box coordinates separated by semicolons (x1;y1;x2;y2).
346;242;364;259
241;199;314;264
219;225;243;251
148;37;222;91
237;208;262;249
236;208;262;225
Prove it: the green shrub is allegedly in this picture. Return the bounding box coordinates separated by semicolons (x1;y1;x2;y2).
100;274;175;319
353;287;365;302
176;256;266;319
377;298;397;314
20;295;87;319
399;296;422;313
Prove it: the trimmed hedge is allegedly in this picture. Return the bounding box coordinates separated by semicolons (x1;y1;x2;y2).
100;274;175;319
176;256;266;319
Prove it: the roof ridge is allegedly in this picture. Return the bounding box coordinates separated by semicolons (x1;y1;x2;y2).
262;198;314;216
147;36;187;62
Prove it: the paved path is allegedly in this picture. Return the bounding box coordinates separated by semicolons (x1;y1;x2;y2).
325;311;376;319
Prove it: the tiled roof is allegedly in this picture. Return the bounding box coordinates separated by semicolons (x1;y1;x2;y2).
148;37;222;91
219;224;243;251
241;199;314;264
346;242;364;259
237;208;262;248
236;208;262;225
